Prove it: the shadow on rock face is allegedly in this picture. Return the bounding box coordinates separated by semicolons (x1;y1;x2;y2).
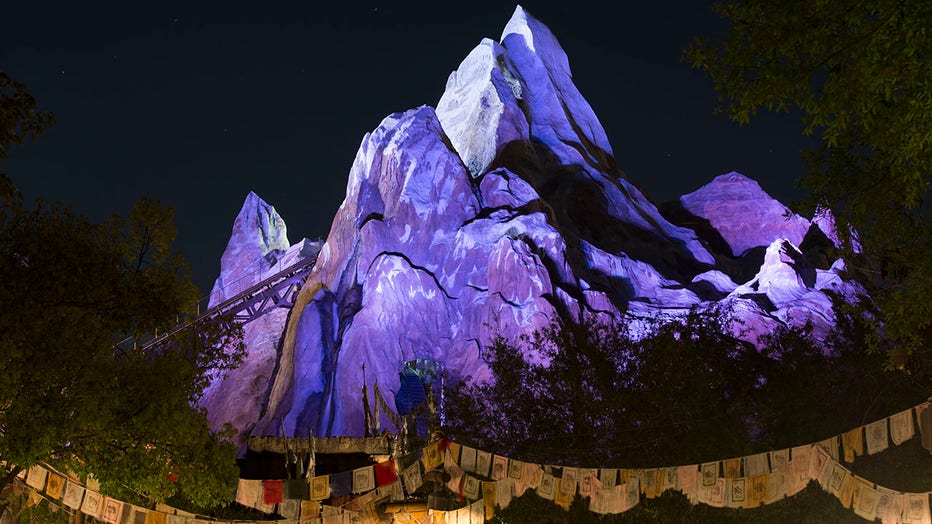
487;137;711;316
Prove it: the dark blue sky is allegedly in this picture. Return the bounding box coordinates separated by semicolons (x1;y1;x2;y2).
1;1;812;295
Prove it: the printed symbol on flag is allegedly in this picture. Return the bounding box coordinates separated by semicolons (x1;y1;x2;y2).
909;496;923;519
751;476;767;500
830;469;845;492
476;453;491;476
463;476;480;499
711;479;725;506
701;463;717;487
539;475;554;496
731;479;746;503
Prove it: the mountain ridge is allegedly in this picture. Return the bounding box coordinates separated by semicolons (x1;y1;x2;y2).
200;6;863;445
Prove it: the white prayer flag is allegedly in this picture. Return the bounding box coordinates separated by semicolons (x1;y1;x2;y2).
61;480;85;510
891;408;916;445
459;446;477;474
866;418;890;455
25;466;47;490
79;489;103;518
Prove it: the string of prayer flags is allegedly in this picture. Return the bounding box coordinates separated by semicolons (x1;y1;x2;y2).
12;402;932;523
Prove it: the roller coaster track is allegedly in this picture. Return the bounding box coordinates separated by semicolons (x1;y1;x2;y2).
118;252;319;354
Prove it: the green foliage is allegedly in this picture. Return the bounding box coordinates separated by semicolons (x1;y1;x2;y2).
0;194;245;509
445;308;926;522
493;484;866;524
685;0;932;365
0;72;55;190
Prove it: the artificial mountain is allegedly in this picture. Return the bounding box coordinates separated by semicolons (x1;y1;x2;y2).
201;6;863;446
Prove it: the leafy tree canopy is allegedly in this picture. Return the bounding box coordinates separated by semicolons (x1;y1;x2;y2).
0;194;245;509
445;310;927;522
0;72;244;510
685;1;932;365
0;72;55;202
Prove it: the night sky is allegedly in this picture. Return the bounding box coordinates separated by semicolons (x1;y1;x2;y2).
1;1;814;295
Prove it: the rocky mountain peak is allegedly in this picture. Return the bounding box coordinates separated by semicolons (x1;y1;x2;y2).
203;8;865;444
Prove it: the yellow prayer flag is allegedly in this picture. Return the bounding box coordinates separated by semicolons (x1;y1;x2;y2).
45;472;65;499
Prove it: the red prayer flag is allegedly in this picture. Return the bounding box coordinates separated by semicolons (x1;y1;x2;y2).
374;460;398;487
263;479;283;505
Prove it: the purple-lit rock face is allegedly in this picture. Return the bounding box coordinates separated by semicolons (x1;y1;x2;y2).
204;6;865;443
679;172;813;257
199;193;319;448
